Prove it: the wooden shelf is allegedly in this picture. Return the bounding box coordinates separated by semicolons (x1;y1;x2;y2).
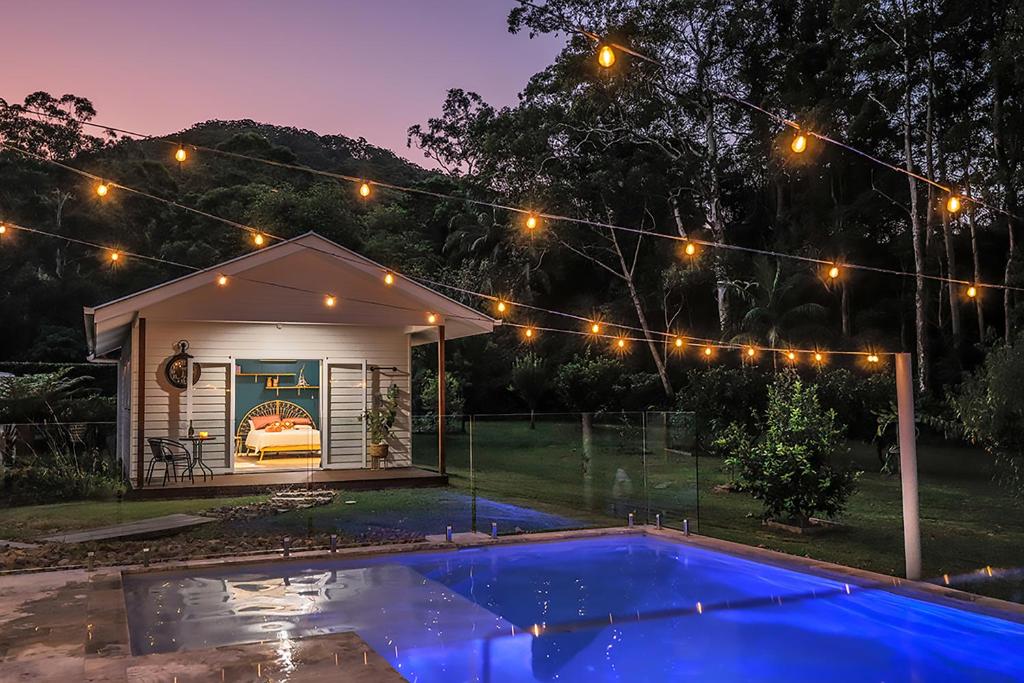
274;385;320;391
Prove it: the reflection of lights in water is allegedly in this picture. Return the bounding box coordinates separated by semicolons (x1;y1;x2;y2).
276;630;296;675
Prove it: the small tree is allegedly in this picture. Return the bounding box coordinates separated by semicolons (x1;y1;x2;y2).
509;353;547;428
723;373;858;524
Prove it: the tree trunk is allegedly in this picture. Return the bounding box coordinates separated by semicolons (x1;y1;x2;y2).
941;209;961;341
703;100;730;334
901;12;929;394
967;206;985;339
841;279;851;337
581;412;594;509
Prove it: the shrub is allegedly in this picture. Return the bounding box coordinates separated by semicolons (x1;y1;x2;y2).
1;466;122;507
722;372;858;523
676;367;768;449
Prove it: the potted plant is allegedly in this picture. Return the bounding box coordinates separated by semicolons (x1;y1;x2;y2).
363;384;399;468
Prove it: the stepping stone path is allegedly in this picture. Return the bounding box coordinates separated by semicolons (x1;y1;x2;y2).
203;489;337;521
39;514;215;544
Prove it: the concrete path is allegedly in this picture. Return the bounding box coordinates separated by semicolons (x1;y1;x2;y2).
39;514;215;544
0;539;39;550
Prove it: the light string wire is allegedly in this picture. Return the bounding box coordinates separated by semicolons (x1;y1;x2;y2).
0;140;954;357
510;0;1015;220
2;116;1017;296
0;214;888;360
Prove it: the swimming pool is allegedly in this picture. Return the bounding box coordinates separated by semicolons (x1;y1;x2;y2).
123;534;1024;681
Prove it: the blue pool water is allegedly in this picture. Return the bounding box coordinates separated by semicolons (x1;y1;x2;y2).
123;535;1024;681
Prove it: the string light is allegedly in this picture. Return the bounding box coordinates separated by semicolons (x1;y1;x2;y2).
96;182;109;197
108;251;120;262
359;182;371;198
384;271;395;285
497;300;507;314
703;346;713;357
216;274;228;286
615;337;626;350
828;265;840;279
867;353;880;364
253;232;265;247
814;352;824;363
524;327;535;340
786;350;797;362
525;212;539;231
590;322;601;334
967;285;978;298
324;295;337;307
684;242;697;257
597;45;616;68
674;337;684;348
0;223;6;236
175;147;187;163
791;132;808;154
946;194;961;213
746;346;756;358
427;312;438;324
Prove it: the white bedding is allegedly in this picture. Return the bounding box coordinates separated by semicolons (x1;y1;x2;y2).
245;425;321;453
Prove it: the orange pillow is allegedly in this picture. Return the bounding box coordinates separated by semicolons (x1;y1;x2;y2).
291;417;312;426
251;414;280;431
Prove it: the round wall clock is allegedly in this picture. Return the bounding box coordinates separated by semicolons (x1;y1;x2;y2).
164;340;201;389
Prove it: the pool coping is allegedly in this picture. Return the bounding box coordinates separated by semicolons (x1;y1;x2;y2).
117;524;1024;625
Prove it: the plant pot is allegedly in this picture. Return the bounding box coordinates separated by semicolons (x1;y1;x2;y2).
368;443;389;469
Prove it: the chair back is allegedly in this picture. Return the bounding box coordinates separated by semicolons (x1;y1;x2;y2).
148;437;190;461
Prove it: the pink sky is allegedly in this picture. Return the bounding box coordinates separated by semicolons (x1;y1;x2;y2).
4;1;563;166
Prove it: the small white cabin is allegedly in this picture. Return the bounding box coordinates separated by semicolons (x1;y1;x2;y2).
84;232;495;492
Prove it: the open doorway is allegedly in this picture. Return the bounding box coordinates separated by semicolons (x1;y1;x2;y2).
233;359;322;471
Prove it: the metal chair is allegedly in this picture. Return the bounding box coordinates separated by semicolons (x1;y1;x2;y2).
146;438;194;486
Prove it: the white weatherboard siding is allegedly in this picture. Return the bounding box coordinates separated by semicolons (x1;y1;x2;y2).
127;320;411;484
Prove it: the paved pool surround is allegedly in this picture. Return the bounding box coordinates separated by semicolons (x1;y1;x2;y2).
2;527;1022;682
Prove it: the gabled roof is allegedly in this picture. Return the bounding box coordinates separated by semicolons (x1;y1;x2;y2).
84;232;498;358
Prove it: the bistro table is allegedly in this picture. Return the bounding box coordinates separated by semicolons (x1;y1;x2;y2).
184;435;216;482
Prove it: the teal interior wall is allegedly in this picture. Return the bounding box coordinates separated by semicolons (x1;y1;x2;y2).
233;359;320;433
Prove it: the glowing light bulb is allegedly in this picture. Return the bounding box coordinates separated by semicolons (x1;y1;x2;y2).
814;352;823;363
253;233;265;246
427;312;437;324
598;45;616;68
217;274;228;286
684;242;697;256
967;285;977;298
325;295;336;307
791;133;808;154
525;213;539;231
525;328;535;339
787;351;796;361
946;194;961;213
746;347;756;358
497;301;507;314
674;337;683;348
0;223;6;235
175;147;187;163
359;182;371;198
703;346;712;357
867;354;879;363
109;251;120;262
384;272;394;285
828;265;840;279
616;338;626;349
96;182;109;197
591;322;601;334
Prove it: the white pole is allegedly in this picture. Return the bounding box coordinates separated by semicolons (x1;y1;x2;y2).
185;357;194;435
895;352;921;580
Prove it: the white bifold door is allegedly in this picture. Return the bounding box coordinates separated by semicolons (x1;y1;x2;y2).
325;362;367;468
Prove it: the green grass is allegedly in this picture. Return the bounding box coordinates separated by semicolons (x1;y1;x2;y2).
0;496;264;541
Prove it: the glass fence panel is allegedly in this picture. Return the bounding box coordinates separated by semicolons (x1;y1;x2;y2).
642;411;698;531
467;412;649;536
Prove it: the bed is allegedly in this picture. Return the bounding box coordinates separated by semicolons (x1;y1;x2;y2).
237;400;322;461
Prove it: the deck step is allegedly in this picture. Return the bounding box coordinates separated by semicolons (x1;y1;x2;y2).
39;514;215;544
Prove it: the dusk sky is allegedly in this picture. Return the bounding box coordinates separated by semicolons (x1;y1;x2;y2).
5;1;564;167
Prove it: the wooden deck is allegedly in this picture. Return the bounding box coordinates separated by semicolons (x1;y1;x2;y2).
127;466;447;499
